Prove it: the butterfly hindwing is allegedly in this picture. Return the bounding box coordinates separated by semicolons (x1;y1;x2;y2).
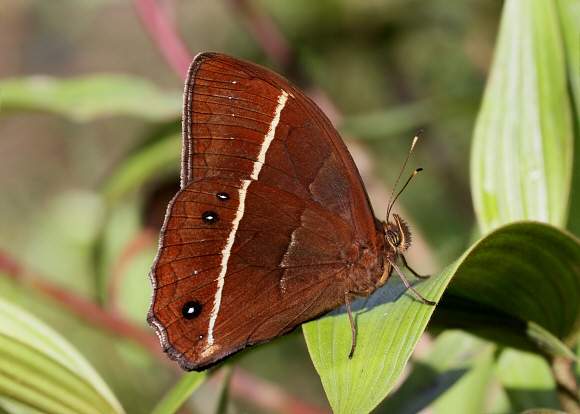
149;178;355;370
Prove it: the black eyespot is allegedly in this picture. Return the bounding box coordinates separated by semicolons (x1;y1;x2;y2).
216;192;230;200
202;210;219;223
387;230;401;246
182;301;202;319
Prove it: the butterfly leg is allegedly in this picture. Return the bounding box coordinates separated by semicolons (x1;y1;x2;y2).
388;258;436;306
345;291;357;358
401;254;430;279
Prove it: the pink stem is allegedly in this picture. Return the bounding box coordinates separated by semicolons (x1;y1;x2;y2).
132;0;192;79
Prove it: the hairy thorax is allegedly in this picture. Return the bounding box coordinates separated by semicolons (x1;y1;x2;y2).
343;213;413;298
344;237;386;296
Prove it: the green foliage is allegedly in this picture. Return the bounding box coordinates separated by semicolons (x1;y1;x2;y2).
0;299;124;414
470;0;573;233
1;75;181;122
1;0;578;413
303;260;453;414
149;372;207;414
305;222;580;414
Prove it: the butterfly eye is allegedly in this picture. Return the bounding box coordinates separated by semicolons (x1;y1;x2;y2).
202;210;219;223
182;301;202;319
387;230;401;246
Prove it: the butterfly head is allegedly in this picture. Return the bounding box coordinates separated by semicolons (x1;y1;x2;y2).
384;214;412;259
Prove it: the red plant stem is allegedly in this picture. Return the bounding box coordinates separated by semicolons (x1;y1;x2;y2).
132;0;192;79
225;0;293;69
0;250;161;358
107;228;156;311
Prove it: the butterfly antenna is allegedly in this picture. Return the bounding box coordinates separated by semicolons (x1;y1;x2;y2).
387;168;423;219
386;131;422;221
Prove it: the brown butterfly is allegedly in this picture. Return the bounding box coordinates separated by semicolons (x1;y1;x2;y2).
147;52;434;371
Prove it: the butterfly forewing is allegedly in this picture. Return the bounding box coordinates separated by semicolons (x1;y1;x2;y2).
148;52;384;371
183;53;377;235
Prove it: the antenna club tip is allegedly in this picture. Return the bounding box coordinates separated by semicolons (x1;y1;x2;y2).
416;167;423;172
411;131;423;147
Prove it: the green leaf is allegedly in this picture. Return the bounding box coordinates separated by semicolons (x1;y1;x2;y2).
495;348;559;411
432;337;497;414
554;0;580;237
1;75;182;122
377;330;492;414
471;0;573;233
304;221;579;413
303;257;455;414
149;371;207;414
101;133;181;203
342;99;438;140
213;367;231;414
432;222;580;357
0;298;124;414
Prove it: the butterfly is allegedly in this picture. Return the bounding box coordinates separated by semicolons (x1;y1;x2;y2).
147;52;434;371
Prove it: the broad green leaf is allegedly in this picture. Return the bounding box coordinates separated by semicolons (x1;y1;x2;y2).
303;257;455;414
377;330;492;414
0;399;47;414
495;348;559;411
432;338;497;414
432;222;580;357
471;0;573;233
0;298;124;414
554;0;580;129
149;371;207;414
1;75;182;122
101;133;181;203
554;0;580;237
304;222;579;414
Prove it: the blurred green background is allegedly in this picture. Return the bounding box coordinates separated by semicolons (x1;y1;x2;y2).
0;0;538;413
